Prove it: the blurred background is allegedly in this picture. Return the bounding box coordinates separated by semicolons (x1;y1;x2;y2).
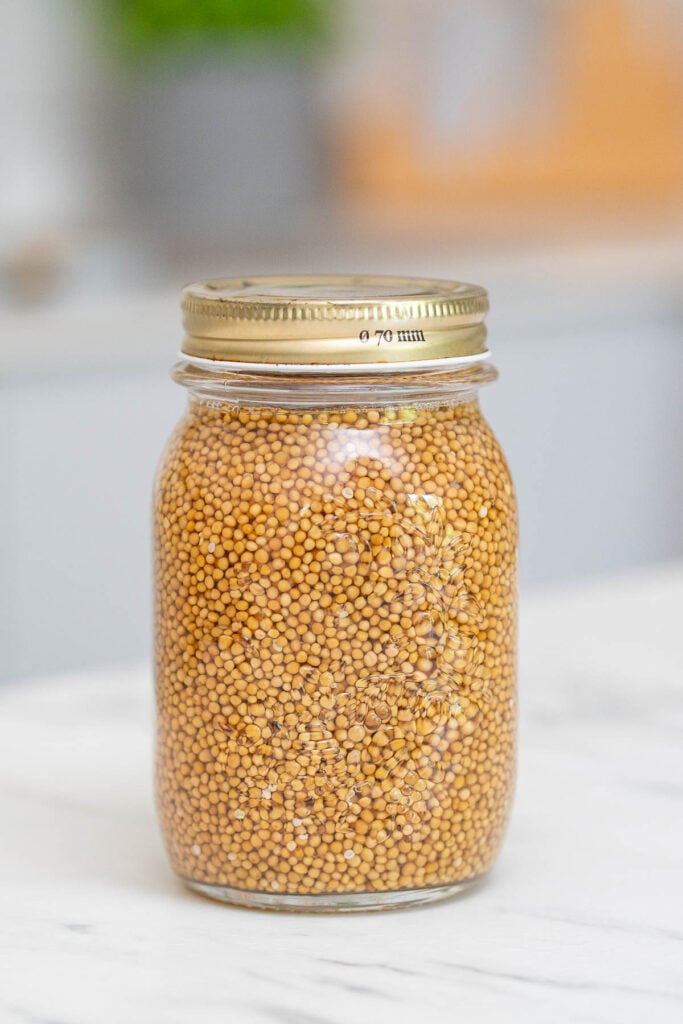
2;0;683;684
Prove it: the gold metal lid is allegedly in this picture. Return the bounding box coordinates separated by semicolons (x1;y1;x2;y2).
181;274;488;366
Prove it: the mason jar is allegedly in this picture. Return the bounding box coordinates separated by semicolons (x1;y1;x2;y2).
154;275;517;911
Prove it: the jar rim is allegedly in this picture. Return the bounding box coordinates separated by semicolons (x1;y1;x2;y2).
178;350;492;376
171;354;498;408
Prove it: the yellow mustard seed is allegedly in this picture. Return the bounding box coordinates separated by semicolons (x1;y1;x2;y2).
154;396;517;897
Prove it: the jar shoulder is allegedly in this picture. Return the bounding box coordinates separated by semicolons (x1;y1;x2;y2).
154;399;517;555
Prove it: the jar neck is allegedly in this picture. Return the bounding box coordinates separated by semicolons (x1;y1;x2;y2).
172;358;498;409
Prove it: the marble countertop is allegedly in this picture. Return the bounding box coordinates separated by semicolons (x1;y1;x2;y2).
1;564;682;1024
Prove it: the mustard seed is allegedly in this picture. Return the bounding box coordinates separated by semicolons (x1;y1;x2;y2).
154;395;517;899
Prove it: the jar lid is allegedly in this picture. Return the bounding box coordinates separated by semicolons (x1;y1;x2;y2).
181;275;488;368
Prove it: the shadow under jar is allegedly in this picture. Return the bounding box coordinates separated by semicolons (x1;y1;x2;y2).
154;275;517;912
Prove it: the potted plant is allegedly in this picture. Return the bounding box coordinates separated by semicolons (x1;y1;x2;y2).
108;0;334;249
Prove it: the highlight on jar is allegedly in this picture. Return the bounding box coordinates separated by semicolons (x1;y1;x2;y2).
153;275;518;912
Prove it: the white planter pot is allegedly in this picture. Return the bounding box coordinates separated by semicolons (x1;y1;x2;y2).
118;56;321;247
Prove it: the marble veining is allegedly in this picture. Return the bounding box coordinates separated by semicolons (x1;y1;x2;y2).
0;564;682;1024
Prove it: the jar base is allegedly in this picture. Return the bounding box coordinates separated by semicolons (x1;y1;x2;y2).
183;876;484;913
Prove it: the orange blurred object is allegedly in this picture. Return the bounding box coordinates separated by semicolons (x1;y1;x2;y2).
335;1;683;234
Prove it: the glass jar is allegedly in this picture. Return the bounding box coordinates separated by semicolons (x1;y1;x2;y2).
154;276;517;912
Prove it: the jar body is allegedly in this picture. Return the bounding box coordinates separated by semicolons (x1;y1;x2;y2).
154;372;517;910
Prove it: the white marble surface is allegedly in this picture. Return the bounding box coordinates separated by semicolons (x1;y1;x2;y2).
1;564;682;1024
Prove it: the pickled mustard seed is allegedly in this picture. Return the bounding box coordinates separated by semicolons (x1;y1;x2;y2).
154;397;517;897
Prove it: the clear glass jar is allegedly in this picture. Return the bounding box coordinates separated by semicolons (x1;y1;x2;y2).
154;276;517;911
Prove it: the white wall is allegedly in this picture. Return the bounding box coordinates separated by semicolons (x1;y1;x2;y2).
0;0;105;238
3;367;183;682
486;324;683;585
